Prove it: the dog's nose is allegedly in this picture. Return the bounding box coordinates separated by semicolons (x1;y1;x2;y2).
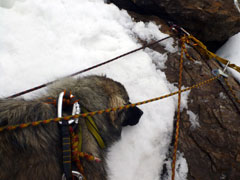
122;106;143;126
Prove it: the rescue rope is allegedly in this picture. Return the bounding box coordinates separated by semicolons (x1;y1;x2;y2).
186;35;240;73
170;32;240;180
181;36;195;62
0;75;219;132
7;36;171;99
171;35;185;180
70;126;86;179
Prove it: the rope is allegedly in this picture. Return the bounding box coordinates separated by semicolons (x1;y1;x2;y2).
181;36;195;62
70;127;86;180
70;124;102;180
170;34;228;180
0;75;219;132
7;36;172;99
187;35;240;73
171;36;185;180
70;126;102;180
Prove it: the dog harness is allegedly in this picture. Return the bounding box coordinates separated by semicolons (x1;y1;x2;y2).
55;90;105;180
57;91;82;180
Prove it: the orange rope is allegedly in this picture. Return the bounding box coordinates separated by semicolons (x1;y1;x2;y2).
171;36;185;180
0;75;219;133
70;126;102;180
70;127;86;180
182;37;195;62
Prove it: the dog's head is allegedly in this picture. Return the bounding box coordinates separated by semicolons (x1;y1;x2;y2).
48;75;143;133
102;77;143;127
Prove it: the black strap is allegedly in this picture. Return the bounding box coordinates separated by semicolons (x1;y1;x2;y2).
58;90;80;179
61;120;72;180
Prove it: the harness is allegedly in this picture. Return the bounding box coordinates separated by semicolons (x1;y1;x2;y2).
48;90;105;180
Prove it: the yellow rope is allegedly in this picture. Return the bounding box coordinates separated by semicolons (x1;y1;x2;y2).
187;35;240;73
0;75;219;132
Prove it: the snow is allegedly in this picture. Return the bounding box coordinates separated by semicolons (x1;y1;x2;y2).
186;110;200;129
0;0;188;179
162;152;188;180
216;32;240;82
0;0;23;8
219;92;227;100
144;48;168;69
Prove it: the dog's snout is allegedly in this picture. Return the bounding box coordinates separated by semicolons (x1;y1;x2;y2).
122;105;143;126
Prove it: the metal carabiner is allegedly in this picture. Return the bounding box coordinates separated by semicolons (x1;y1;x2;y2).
72;101;80;124
72;171;83;180
58;91;65;121
57;91;80;125
62;171;83;180
212;60;230;78
223;60;230;73
212;69;228;78
168;21;190;36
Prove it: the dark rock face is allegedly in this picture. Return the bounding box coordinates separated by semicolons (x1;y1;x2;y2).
110;0;240;49
122;12;240;180
165;48;240;180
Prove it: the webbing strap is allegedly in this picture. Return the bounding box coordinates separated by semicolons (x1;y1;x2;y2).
61;121;72;180
78;125;82;152
82;108;105;149
188;35;240;73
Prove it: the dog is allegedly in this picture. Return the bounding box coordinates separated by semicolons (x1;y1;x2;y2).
0;75;143;180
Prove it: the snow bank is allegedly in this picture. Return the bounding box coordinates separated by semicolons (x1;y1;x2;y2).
216;32;240;82
0;0;188;179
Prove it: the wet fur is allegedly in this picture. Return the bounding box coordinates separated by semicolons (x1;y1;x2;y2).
0;75;131;180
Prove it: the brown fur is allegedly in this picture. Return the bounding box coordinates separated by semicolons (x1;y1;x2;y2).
0;75;141;180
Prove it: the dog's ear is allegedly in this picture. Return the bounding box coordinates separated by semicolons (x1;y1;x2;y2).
122;106;143;126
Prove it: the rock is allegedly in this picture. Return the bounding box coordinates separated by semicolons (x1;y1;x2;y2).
117;11;240;180
110;0;240;50
163;37;240;179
